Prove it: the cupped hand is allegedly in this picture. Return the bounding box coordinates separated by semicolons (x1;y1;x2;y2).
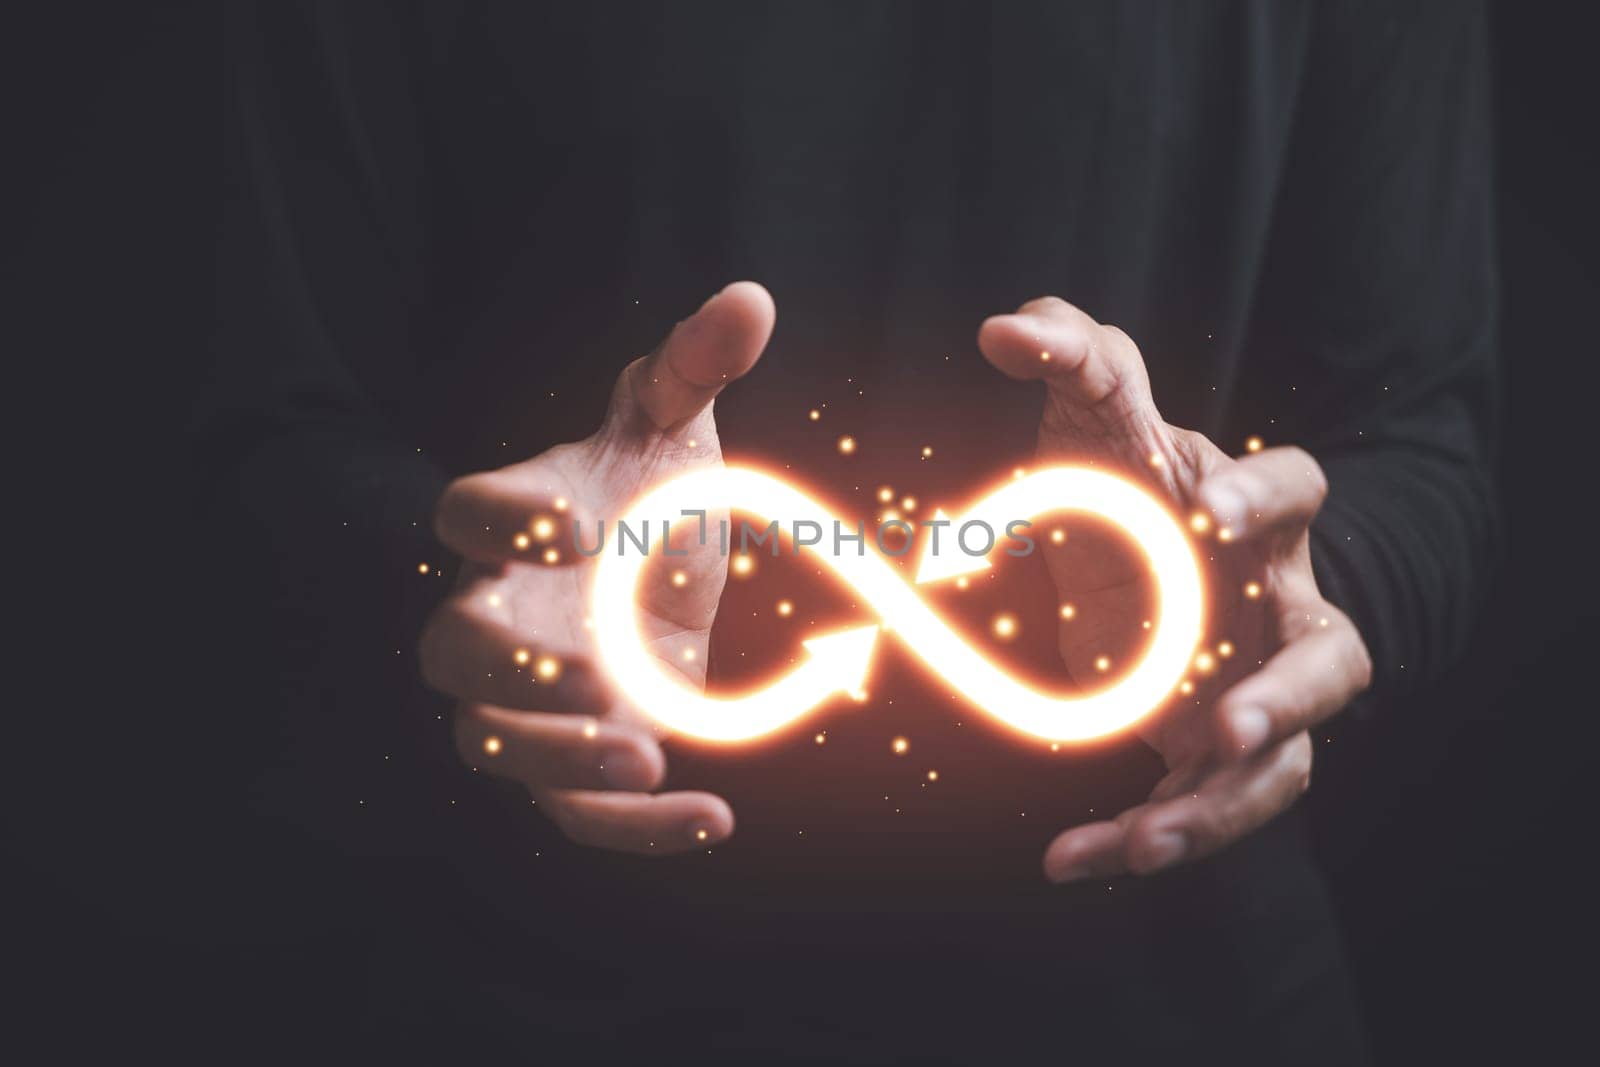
977;297;1372;882
419;282;775;854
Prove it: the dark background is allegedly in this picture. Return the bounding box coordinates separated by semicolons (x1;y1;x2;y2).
8;3;1595;1060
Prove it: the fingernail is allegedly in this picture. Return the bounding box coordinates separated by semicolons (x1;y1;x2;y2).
599;747;654;790
1048;862;1091;884
1203;484;1248;535
1229;706;1271;753
1135;831;1187;873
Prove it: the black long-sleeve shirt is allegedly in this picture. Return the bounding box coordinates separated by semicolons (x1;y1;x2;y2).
207;2;1496;1058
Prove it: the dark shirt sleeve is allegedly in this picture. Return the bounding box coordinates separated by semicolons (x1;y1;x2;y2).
1241;1;1501;701
205;2;458;827
208;1;445;594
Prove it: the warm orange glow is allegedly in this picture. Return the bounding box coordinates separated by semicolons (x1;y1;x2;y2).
542;547;561;564
992;613;1019;639
531;516;556;541
483;735;503;756
891;736;909;754
921;446;933;458
417;562;430;574
837;436;857;454
670;570;689;588
590;464;1205;743
513;648;531;666
877;486;895;503
514;533;531;550
1189;512;1211;534
535;655;561;681
1244;580;1263;599
926;769;939;781
1246;436;1264;453
1059;603;1076;620
1049;528;1066;544
1217;640;1234;658
1094;655;1111;672
731;554;755;577
776;599;794;617
809;409;821;421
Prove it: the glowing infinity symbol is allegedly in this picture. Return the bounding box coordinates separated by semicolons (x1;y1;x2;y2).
591;466;1205;744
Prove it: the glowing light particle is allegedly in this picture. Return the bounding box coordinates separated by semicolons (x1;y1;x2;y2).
921;446;933;458
1246;436;1264;453
891;736;909;755
877;486;895;503
1244;581;1263;599
513;648;531;666
992;613;1019;639
582;720;599;739
1040;350;1052;362
682;648;697;662
531;516;556;541
1189;513;1211;535
695;828;709;841
809;409;821;421
670;570;689;588
927;770;939;781
1050;528;1066;545
514;533;531;551
590;464;1204;744
956;577;970;590
1194;651;1216;674
483;735;503;756
814;732;826;745
731;554;755;577
487;593;503;608
542;547;561;564
837;436;857;455
1059;603;1077;620
901;496;917;512
1217;641;1235;658
417;562;430;574
776;599;795;618
1095;655;1111;673
553;497;569;512
535;656;561;681
1179;679;1195;695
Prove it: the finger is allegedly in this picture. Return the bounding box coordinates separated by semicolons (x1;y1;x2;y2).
1042;819;1132;883
1196;446;1328;542
627;281;774;431
1213;610;1371;756
455;705;665;791
1121;734;1312;873
418;602;608;711
1045;736;1313;882
433;469;588;565
542;789;735;855
978;296;1147;408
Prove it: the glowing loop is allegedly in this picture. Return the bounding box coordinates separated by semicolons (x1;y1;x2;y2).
591;466;1205;744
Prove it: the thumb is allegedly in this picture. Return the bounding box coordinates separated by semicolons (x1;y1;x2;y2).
619;281;775;432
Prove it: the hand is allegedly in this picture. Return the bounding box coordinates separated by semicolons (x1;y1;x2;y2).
419;282;775;854
977;298;1373;882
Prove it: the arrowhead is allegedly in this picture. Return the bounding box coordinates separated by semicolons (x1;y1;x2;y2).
914;508;993;584
801;625;879;698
